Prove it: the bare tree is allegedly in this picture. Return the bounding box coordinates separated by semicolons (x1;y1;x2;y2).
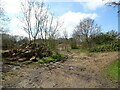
20;0;48;43
74;18;101;48
63;30;68;50
20;0;63;46
63;30;68;40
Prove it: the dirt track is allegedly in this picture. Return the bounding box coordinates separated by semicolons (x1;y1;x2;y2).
2;51;118;88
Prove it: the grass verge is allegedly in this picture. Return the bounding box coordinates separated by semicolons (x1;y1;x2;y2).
106;59;119;81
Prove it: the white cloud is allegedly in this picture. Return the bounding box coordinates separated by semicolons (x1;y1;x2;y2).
80;0;104;10
3;0;100;37
3;0;21;15
3;0;118;15
9;11;98;37
59;11;98;37
45;0;114;11
9;28;28;37
10;18;20;27
9;18;28;37
79;0;118;10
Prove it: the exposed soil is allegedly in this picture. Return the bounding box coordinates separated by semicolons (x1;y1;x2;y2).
2;51;118;88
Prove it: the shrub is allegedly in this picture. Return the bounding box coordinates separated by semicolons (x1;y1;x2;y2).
88;30;120;52
71;44;79;49
70;38;79;49
51;54;64;61
88;42;120;52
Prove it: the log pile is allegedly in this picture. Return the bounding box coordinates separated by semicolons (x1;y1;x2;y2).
2;43;52;65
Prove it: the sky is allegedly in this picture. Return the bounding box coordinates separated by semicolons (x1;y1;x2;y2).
2;0;119;37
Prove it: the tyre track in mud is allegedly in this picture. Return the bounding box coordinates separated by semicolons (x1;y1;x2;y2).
3;52;118;88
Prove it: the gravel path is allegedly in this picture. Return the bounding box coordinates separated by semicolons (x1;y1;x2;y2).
2;51;118;88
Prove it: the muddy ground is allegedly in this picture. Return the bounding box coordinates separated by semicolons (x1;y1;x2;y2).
2;51;118;88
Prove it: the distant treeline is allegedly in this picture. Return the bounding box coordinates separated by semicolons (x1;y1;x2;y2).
1;30;120;52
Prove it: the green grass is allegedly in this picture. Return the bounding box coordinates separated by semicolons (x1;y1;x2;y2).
38;57;54;64
106;59;119;81
37;54;65;64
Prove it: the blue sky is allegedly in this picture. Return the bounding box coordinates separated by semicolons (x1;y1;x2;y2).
48;2;118;32
3;0;118;37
